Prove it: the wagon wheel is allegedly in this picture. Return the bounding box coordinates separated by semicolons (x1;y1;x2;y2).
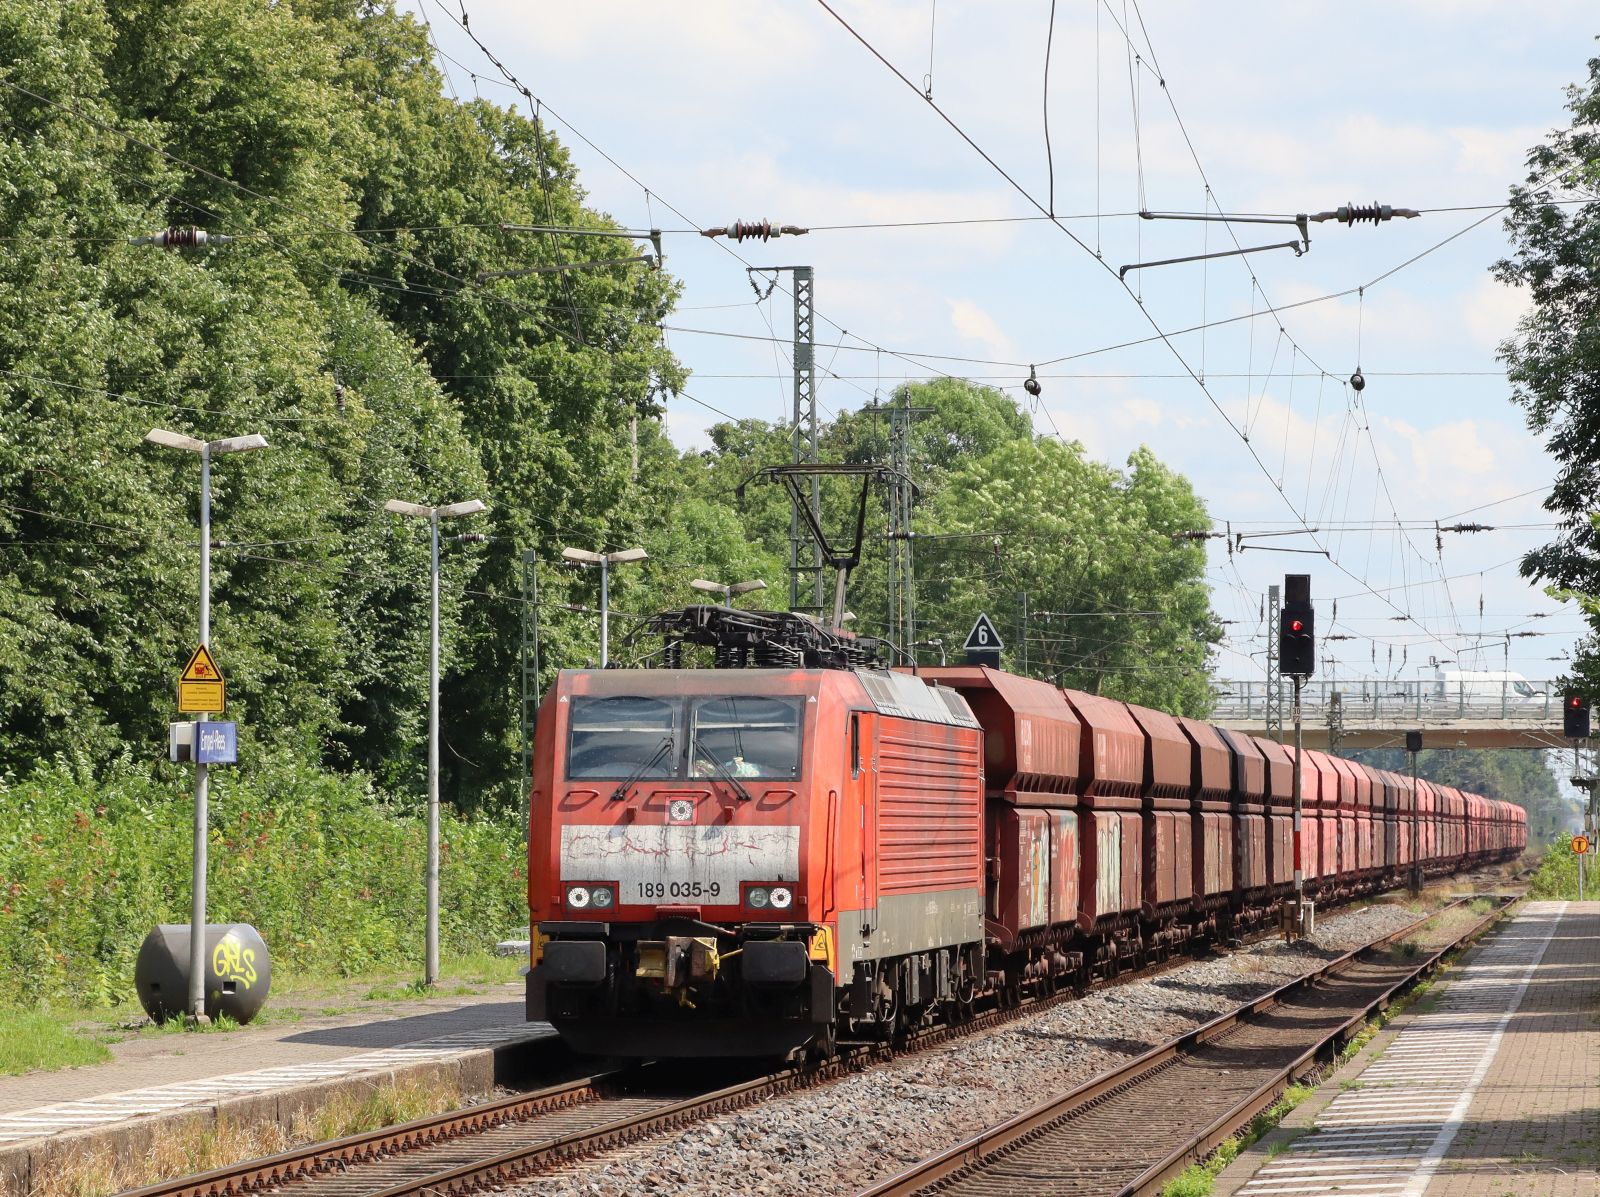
807;1023;837;1063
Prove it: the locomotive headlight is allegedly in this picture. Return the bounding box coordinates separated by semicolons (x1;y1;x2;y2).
747;886;770;909
566;884;592;909
590;885;614;909
768;885;793;911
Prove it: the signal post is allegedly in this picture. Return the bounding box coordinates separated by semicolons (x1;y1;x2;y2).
1567;690;1591;900
1280;575;1315;941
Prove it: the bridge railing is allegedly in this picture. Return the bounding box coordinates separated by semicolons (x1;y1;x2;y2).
1209;679;1561;724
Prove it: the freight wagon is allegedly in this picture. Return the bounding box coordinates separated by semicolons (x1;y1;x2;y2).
526;608;1525;1058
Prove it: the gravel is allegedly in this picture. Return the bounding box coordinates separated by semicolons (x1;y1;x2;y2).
515;899;1434;1197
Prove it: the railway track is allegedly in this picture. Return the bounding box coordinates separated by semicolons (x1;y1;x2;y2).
119;885;1511;1197
118;986;1086;1197
858;893;1515;1197
114;1060;784;1197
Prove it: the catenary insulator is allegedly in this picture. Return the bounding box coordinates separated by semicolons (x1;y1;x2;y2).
128;226;235;249
700;220;809;242
1309;204;1420;226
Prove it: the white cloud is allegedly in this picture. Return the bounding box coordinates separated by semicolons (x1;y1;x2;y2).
1121;397;1163;426
947;298;1016;362
407;0;1584;673
1463;276;1528;350
662;404;714;451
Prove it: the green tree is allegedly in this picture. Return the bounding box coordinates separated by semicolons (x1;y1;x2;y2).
0;1;485;781
919;438;1218;714
1494;51;1600;694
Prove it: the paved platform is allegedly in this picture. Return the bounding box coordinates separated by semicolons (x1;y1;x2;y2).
0;988;557;1194
1216;900;1600;1197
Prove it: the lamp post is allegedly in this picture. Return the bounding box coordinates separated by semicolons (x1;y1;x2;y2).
145;428;269;1022
385;498;487;986
690;577;767;607
562;546;648;666
913;638;947;666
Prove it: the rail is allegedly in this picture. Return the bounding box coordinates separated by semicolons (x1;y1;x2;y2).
858;892;1514;1197
121;887;1511;1197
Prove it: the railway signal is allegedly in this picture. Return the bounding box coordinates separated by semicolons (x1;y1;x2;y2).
1564;691;1590;739
1279;575;1315;677
1280;574;1315;942
1406;730;1423;897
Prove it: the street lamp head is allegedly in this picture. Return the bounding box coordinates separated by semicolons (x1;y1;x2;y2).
210;433;269;456
690;579;725;595
436;499;487;520
145;428;206;453
562;546;605;566
729;579;767;596
385;499;434;519
608;547;648;564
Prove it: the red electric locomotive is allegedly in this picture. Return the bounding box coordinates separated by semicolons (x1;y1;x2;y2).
526;609;985;1057
524;606;1526;1058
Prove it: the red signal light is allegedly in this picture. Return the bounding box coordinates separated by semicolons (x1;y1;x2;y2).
1289;619;1304;632
1572;696;1584;708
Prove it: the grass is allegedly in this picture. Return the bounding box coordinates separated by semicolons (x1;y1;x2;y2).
1159;1085;1316;1197
288;951;525;1005
0;951;525;1076
31;1076;458;1197
0;1009;113;1075
1156;950;1467;1197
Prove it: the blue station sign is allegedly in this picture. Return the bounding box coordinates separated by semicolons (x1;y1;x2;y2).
194;721;238;765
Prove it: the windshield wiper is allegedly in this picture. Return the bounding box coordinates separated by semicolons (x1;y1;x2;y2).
693;737;755;803
610;735;674;803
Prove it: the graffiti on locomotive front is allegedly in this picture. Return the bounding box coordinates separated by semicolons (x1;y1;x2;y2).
561;690;805;907
561;823;800;907
211;936;259;989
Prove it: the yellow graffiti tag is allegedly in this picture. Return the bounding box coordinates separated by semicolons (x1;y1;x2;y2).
211;937;258;989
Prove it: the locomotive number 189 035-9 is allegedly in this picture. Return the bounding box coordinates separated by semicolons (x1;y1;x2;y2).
633;880;722;901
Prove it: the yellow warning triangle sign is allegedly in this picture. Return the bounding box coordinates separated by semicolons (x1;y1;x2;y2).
181;644;223;684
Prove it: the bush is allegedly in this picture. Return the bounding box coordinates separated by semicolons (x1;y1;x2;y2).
1528;843;1582;900
0;753;525;1009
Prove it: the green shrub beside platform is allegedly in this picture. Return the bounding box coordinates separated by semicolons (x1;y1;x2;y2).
0;755;525;1010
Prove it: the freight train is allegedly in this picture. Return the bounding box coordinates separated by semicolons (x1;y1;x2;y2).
525;607;1525;1058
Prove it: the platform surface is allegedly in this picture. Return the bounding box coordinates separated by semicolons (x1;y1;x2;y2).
1217;900;1599;1196
0;987;551;1145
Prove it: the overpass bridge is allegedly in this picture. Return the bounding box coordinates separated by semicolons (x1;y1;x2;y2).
1210;679;1574;750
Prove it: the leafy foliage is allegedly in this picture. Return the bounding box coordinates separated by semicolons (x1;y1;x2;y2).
0;4;1219;802
1495;53;1600;693
659;379;1219;713
0;754;524;1009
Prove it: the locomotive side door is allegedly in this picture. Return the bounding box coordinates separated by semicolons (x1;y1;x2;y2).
838;709;879;967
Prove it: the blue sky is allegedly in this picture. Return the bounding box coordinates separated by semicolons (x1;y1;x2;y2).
409;1;1598;688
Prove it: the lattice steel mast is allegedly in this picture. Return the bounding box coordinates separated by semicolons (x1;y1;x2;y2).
1265;583;1284;740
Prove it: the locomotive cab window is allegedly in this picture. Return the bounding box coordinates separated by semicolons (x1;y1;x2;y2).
567;696;680;779
690;696;803;780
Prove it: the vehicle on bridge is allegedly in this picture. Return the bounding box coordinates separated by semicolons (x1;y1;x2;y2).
1433;669;1547;704
524;607;1525;1058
